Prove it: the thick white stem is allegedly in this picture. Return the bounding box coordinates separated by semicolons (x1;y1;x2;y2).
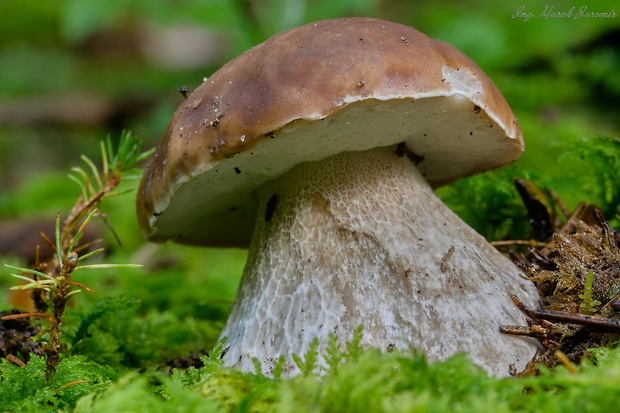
220;146;540;376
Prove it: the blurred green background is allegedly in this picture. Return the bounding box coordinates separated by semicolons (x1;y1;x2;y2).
0;0;618;357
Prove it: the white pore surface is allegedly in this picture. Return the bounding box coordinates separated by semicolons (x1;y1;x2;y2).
219;146;540;377
150;95;520;246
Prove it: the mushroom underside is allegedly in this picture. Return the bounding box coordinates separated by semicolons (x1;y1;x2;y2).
219;145;541;377
144;95;521;247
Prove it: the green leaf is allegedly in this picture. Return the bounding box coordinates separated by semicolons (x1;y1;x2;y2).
345;325;364;361
103;130;153;174
55;213;62;270
324;332;344;374
76;248;105;262
73;263;142;271
579;270;601;315
292;337;319;376
5;264;54;280
272;356;286;380
68;208;99;255
80;154;102;190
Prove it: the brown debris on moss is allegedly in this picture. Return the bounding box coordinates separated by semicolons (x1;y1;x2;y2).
499;183;620;375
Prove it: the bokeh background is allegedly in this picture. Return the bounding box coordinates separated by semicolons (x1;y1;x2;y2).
0;0;618;359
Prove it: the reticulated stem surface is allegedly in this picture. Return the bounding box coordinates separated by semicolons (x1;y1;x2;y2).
220;146;540;376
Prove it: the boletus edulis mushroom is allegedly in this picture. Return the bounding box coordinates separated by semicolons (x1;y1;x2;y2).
137;17;541;377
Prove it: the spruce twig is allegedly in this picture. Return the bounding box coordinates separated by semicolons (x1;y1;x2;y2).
1;130;152;380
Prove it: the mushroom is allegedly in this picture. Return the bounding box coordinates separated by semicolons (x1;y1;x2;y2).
136;17;541;377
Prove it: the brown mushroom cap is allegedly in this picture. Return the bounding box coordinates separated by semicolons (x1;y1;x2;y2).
137;17;523;247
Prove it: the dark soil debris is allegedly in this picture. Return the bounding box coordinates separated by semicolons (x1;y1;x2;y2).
0;309;44;363
160;350;208;375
